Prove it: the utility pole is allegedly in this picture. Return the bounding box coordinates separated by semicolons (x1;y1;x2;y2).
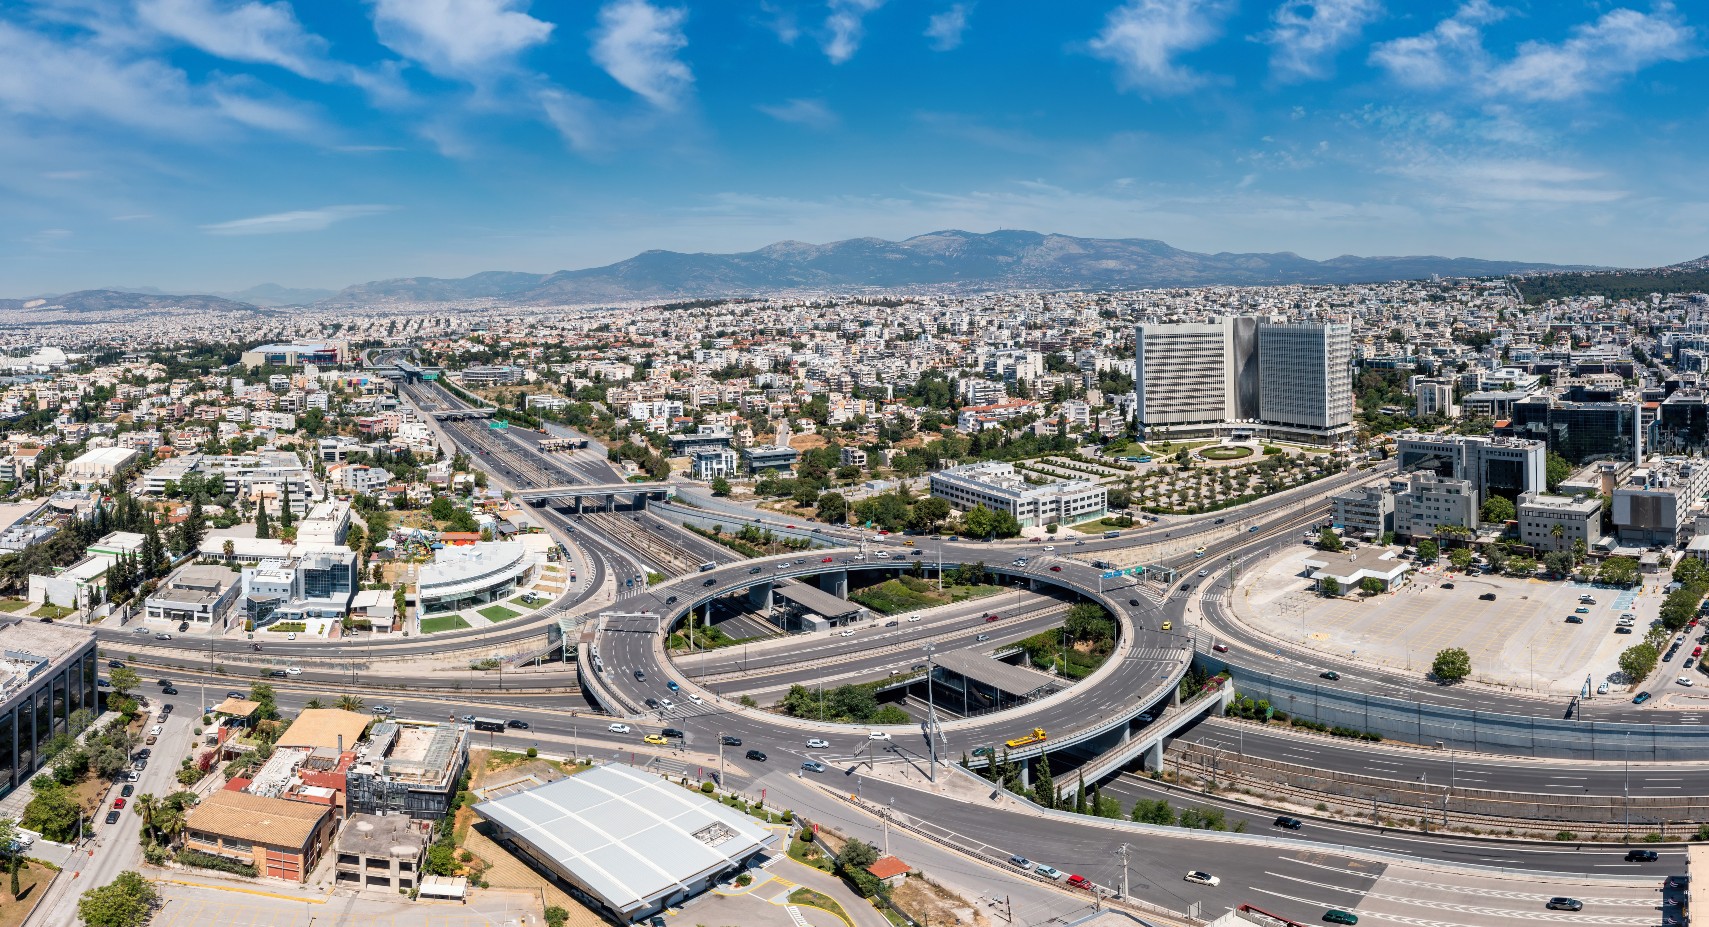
1119;843;1129;899
718;731;725;786
883;798;892;855
924;642;941;783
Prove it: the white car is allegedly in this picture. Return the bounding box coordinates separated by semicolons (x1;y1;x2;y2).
287;633;297;640
1597;682;1611;695
868;731;892;741
1197;569;1209;577
148;725;162;736
1184;871;1221;886
806;738;830;748
285;666;302;676
907;616;922;623
688;693;703;704
659;699;674;710
1042;545;1055;552
608;722;632;734
1678;677;1696;687
839;629;856;637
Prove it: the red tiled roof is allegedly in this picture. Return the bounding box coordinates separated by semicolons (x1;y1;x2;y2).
867;856;912;880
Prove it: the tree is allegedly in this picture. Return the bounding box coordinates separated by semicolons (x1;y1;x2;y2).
815;492;848;525
1619;642;1660;683
1316;528;1344;552
108;666;141;699
709;477;732;497
1319;577;1341;597
1431;647;1471;684
1545;452;1571;492
20;779;80;842
1447;547;1474;572
0;818;21;901
278;483;294;528
1416;539;1439;562
344;521;366;559
304;698;326;710
335;695;365;713
254;501;271;540
837;837;879;873
1359;577;1385;596
909;497;951;534
221;539;235;560
1543;550;1576;578
180;495;205;554
1600;556;1640;587
1481;495;1515;524
77;870;159;927
1674;557;1709;590
1032;753;1056;809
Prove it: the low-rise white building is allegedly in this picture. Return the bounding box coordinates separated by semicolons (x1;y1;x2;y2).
61;446;139;488
928;461;1106;529
1517;491;1603;554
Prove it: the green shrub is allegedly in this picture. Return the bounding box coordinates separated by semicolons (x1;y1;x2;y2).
701;781;716;794
177;848;257;877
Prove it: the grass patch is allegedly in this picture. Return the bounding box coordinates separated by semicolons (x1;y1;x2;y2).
788;887;851;926
477;604;521;622
1199;445;1255;461
30;604;73;620
0;599;30;613
420;614;472;634
507;596;544;610
0;858;57;927
1019;631;1112;680
646;572;667;586
789;835;834;872
851;576;1002;614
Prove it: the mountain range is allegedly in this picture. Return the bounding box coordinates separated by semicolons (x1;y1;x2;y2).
6;229;1683;315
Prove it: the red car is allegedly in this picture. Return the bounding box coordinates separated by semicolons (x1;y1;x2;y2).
112;797;126;809
985;614;1000;622
1049;565;1062;572
1695;646;1704;657
1213;642;1229;653
1066;874;1091;890
821;557;834;563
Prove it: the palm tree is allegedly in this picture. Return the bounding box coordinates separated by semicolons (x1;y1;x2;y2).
335;695;364;713
152;803;187;846
303;698;326;710
133;793;158;844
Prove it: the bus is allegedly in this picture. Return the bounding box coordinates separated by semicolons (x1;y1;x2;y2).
698;561;717;573
470;717;506;733
1103;530;1122;539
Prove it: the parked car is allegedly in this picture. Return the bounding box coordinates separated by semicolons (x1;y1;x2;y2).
1009;855;1032;869
1479;592;1497;601
120;784;134;798
1035;865;1063;880
1566;615;1584;624
1065;874;1090;890
105;810;121;825
112;797;126;809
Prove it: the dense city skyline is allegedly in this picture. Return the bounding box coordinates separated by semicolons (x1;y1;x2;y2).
3;1;1705;295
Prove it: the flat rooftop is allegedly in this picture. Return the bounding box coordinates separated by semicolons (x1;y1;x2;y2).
933;648;1062;699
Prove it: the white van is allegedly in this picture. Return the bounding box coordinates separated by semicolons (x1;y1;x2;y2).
868;731;891;741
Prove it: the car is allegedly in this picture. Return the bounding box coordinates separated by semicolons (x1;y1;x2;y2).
131;627;148;635
1697;646;1705;657
177;621;189;632
907;615;922;622
1213;642;1229;653
801;760;827;773
1679;677;1696;687
688;693;703;704
1184;871;1220;886
1160;621;1172;631
505;719;528;729
1009;855;1031;869
644;734;668;745
1597;682;1611;695
1626;849;1659;862
1546;898;1583;912
1129;599;1140;606
884;620;899;627
1440;582;1455;589
1197;569;1209;577
460;715;477;724
822;557;834;563
105;810;121;825
644;698;662;710
721;735;743;746
162;686;178;695
666;680;680;691
1274;816;1303;829
1575;606;1590;614
806;738;830;749
661;728;685;739
112;797;126;809
1479;592;1497;601
976;633;991;642
285;666;301;676
1065;874;1090;890
869;731;891;741
985;614;1000;623
608;723;632;734
1075;540;1086;546
1320;670;1341;681
1193;547;1207;556
1035;865;1064;880
121;784;134;797
1566;615;1584;624
1617;626;1634;634
371;705;394;715
148;724;162;736
745;749;767;762
912;550;924;557
703;578;718;586
1634;692;1653;705
1688;658;1698;669
1042;545;1055;552
251;643;263;651
226;690;244;699
634;669;647;681
1323;911;1359;925
268;669;287;678
107;660;125;669
154;633;172;640
1049;565;1063;572
665;596;677;605
748;566;763;574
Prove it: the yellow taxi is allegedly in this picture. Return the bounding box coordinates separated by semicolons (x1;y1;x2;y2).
643;733;668;745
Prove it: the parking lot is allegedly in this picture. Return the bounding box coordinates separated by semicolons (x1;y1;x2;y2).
151;884;539;927
1236;548;1664;695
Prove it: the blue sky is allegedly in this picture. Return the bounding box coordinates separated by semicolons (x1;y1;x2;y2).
3;0;1706;295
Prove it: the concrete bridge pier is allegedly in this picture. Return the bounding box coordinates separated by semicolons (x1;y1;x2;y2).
1143;738;1164;773
603;493;615;512
746;581;774;616
824;570;848;599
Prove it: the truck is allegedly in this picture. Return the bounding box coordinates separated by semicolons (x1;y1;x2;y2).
1005;727;1048;749
470;717;507;733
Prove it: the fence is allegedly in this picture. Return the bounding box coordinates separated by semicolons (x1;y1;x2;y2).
1212;661;1709;760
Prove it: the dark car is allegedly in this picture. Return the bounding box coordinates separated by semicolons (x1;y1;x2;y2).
1273;816;1303;830
1440;582;1455;589
703;578;718;587
161;686;178;695
1324;911;1359;925
634;669;646;681
1320;670;1341;681
226;691;244;699
661;728;685;739
749;566;763;574
177;621;189;632
107;660;125;669
268;669;287;678
121;784;135;797
1566;615;1584;624
105;810;121;825
1479;592;1497;601
160;704;173;714
665;596;677;605
506;720;530;730
1626;849;1659;862
745;749;767;762
1634;691;1653;705
1546;898;1583;911
1129;599;1140;606
158;679;172;687
721;735;743;746
644;698;661;710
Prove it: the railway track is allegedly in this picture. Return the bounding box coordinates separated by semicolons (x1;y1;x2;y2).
582;512;707;575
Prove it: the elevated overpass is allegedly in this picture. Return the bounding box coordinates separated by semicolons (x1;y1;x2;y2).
515;482;673;510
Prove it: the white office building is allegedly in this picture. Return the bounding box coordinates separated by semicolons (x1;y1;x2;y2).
1393;472;1480;539
1255;321;1354;443
1517;491;1603;554
928;461;1107;529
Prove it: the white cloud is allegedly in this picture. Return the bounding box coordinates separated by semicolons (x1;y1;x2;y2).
1261;0;1380;81
1088;0;1233;94
1371;2;1694;101
757;2;800;45
823;0;885;64
136;0;335;80
369;0;554;80
925;3;972;52
202;204;394;235
757;98;838;129
591;0;693;109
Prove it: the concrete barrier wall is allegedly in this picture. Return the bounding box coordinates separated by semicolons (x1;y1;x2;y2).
1206;657;1709;760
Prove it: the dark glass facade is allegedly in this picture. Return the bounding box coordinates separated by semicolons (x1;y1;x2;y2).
1507;399;1641;466
0;636;99;800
